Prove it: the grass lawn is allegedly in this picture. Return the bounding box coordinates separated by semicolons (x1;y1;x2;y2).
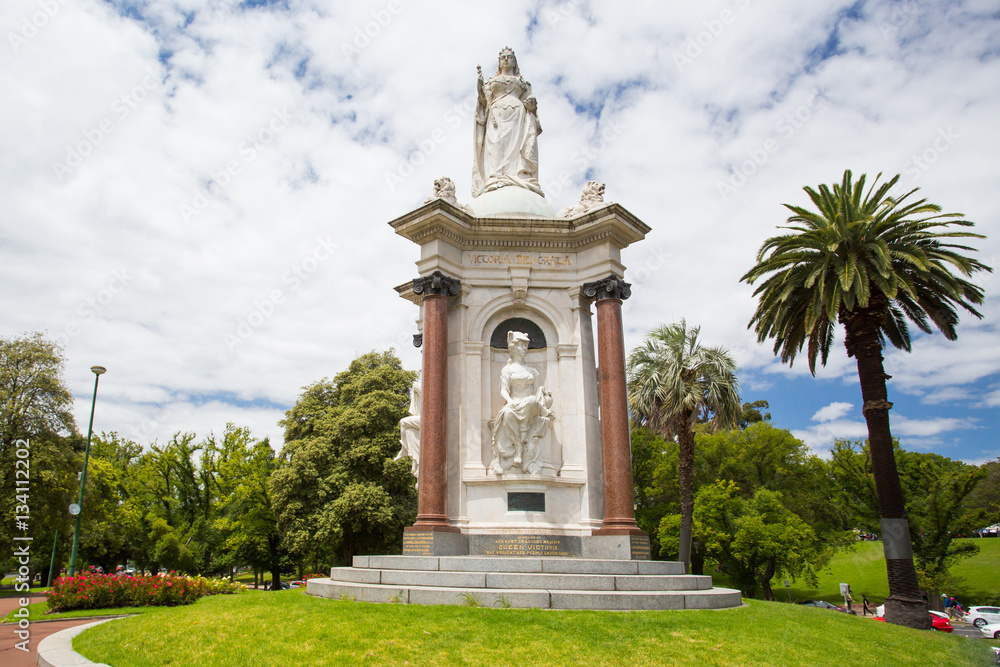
780;538;1000;606
73;588;994;667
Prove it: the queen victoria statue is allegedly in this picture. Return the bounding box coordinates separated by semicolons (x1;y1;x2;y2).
472;47;544;199
488;331;554;476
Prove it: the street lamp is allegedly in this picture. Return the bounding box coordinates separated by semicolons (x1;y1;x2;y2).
67;365;106;577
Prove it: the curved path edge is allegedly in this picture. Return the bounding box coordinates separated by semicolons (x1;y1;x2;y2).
36;617;122;667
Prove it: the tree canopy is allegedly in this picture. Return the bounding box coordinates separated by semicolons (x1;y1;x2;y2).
272;350;418;567
741;169;991;629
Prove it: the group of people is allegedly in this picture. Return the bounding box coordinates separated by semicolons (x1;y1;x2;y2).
943;594;966;619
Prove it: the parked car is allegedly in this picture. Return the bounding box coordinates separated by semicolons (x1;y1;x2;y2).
928;610;954;633
873;610;954;632
289;580;307;589
965;606;1000;628
797;600;857;615
978;622;1000;639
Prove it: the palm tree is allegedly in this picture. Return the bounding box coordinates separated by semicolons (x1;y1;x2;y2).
627;321;742;573
741;170;991;628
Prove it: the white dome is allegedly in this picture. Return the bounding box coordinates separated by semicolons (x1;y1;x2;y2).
469;186;556;218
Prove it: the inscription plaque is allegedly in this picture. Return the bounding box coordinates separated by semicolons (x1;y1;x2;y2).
630;534;652;560
470;534;581;557
402;532;435;556
507;492;545;512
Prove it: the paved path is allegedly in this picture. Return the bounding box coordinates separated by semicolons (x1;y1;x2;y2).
0;594;109;667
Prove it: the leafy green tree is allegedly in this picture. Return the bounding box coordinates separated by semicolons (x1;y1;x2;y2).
627;321;742;572
741;170;991;628
74;433;145;574
0;333;80;576
272;350;418;568
697;423;848;540
212;425;287;589
662;481;823;600
831;440;986;608
964;458;1000;529
738;400;771;429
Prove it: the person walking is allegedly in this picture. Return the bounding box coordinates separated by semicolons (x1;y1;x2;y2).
846;586;854;612
862;594;871;616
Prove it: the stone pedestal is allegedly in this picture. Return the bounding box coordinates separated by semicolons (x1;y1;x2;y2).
392;199;650;554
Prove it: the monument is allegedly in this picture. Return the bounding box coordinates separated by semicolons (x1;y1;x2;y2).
307;49;741;610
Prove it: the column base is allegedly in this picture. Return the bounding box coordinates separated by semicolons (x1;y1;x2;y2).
403;530;469;556
582;534;651;560
592;518;644;535
406;517;462;533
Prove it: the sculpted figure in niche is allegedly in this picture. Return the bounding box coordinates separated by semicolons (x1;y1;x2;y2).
472;47;544;198
488;331;554;475
395;382;421;486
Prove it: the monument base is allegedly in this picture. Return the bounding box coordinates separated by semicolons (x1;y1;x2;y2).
403;531;650;560
308;555;743;610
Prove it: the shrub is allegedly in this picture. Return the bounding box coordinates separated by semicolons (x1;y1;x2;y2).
45;568;244;612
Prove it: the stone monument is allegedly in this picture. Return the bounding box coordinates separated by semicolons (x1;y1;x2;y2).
307;48;742;610
392;47;650;560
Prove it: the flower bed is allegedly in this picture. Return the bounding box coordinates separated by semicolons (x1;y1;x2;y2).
46;569;244;612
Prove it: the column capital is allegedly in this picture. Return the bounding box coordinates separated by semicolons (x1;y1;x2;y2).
413;271;461;298
582;275;631;302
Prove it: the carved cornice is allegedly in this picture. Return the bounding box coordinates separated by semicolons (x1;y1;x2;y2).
389;200;650;252
412;271;461;298
582;275;632;302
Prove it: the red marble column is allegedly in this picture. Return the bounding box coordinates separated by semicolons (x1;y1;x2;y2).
407;272;461;533
584;276;643;536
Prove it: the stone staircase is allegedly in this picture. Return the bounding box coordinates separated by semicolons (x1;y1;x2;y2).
306;555;742;611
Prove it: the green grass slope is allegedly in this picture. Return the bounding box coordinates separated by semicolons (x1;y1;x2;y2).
783;538;1000;606
74;589;992;667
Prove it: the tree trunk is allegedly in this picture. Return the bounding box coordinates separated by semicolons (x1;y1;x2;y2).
676;420;695;574
760;558;776;601
844;310;930;630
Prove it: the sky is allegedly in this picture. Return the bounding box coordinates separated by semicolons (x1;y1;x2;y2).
2;0;998;465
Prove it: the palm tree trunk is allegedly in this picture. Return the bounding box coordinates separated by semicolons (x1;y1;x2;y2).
848;317;931;629
676;420;695;573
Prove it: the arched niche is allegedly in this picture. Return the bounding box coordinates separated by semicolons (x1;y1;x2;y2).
479;307;562;475
490;317;547;349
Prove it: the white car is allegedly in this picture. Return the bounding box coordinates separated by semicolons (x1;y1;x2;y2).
979;622;1000;640
965;606;1000;628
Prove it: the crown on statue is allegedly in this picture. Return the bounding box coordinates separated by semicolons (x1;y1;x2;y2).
499;46;515;58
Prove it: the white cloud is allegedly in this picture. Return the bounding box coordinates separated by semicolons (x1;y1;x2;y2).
1;0;996;458
811;402;854;423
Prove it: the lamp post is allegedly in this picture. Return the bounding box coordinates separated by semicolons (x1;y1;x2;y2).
67;365;106;577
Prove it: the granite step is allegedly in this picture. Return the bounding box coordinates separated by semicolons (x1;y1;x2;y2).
306;578;742;611
331;566;713;592
352;555;686;575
